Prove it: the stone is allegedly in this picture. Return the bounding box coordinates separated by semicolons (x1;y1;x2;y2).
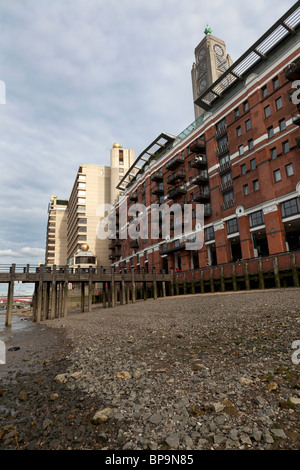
114;371;131;380
92;408;113;424
239;377;253;386
54;374;68;384
165;433;180;449
212;402;224;413
271;428;287;439
149;413;163;424
49;393;59;401
19;391;28;401
289;396;300;405
42;419;53;430
267;382;278;391
70;371;83;380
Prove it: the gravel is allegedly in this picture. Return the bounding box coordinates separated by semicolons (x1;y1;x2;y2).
0;288;299;450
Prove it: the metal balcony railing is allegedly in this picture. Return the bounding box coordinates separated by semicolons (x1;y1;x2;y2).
165;154;185;170
190;154;207;168
167;169;186;185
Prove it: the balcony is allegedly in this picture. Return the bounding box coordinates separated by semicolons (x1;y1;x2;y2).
189;137;205;153
292;113;300;126
204;203;212;217
165;154;185;170
191;170;208;185
222;199;235;210
167;169;186;185
194;186;210;201
150;170;163;182
167;184;187;200
109;254;115;260
190;154;207;168
215;124;227;139
217;142;229;156
284;59;300;81
151;182;164;195
218;160;231;174
129;191;138;202
220;179;233;192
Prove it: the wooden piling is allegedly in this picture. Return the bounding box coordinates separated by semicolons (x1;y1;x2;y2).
5;264;15;327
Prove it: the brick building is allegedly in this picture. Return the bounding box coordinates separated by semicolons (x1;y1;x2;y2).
109;4;300;274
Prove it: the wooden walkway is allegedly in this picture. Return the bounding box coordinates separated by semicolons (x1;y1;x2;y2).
0;250;299;327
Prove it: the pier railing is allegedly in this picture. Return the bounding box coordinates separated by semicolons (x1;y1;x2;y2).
0;249;299;327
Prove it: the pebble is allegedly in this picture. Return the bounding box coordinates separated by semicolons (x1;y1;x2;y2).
1;289;299;450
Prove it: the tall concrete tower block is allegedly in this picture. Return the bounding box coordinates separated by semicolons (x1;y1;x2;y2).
110;143;135;203
191;27;233;119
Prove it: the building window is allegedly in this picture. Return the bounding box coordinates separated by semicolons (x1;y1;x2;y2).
248;139;254;150
238;145;244;156
279;118;286;132
245;119;251;131
219;152;230;165
273;169;282;182
267;126;274;138
227;218;239;235
241;163;246;175
223;189;234;203
281;198;300;218
236;126;242;137
249;210;264;228
119;150;124;165
261;85;268;98
272;76;279;89
217;134;228;148
216;117;226;131
282;140;290;154
243;184;249;196
205;226;215;242
234;108;239;119
243;101;249;112
275;96;283;110
250;158;256;170
119;168;124;173
270;147;277;160
253;179;259;191
221;171;232;184
264;105;271;118
285;163;294;177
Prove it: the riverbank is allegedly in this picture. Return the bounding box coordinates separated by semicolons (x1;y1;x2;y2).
0;288;299;450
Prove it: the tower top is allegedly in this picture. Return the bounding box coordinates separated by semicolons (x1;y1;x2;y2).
204;25;212;35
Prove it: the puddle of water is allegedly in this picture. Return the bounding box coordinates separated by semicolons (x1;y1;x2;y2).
0;312;35;342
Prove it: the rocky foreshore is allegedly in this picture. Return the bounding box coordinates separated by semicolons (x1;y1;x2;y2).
0;288;299;451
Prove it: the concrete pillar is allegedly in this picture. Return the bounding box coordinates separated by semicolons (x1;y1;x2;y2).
273;257;280;288
36;265;44;323
244;262;250;290
291;253;299;287
231;264;237;291
258;259;265;289
111;269;116;308
153;268;157;300
88;266;93;313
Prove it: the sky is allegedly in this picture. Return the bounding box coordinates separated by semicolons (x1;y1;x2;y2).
0;0;297;294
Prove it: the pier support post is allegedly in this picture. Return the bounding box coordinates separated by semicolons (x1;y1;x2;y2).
6;264;15;327
63;266;69;318
153;268;157;300
36;265;44;323
291;253;299;287
88;266;93;313
220;266;225;292
273;257;280;288
111;269;115;308
232;264;237;291
131;267;136;303
244;262;250;290
51;265;57;319
81;282;85;312
258;259;265;289
210;268;214;293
